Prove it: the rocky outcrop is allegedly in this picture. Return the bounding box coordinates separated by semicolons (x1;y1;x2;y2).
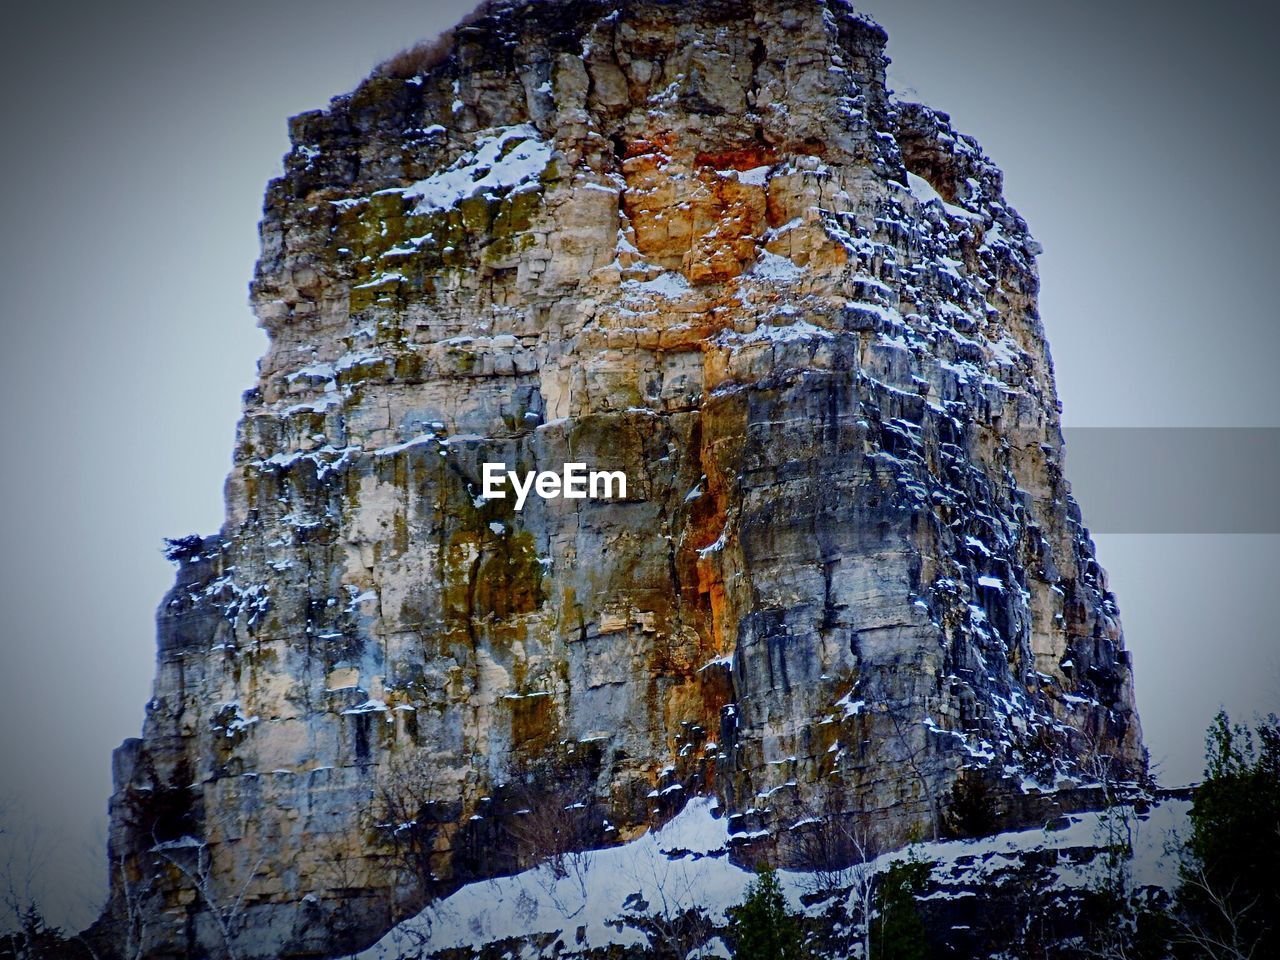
99;1;1144;956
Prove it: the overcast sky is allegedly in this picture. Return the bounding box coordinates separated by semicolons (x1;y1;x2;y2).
1;0;1275;933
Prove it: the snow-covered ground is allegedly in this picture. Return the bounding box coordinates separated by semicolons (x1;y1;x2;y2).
357;795;1191;958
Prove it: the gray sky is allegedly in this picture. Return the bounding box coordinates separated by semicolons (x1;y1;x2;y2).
1;0;1275;933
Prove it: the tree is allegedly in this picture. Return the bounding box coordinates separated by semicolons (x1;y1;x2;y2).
728;866;808;960
782;784;879;958
0;803;99;960
112;852;156;960
0;908;94;960
1080;732;1141;959
374;752;450;905
151;837;263;960
885;703;941;843
872;850;931;960
943;768;996;839
622;854;716;960
503;751;600;892
1174;711;1279;959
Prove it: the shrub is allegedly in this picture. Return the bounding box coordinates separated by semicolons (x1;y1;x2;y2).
374;35;457;80
944;768;996;838
371;1;500;80
374;753;451;902
162;534;205;563
502;749;602;883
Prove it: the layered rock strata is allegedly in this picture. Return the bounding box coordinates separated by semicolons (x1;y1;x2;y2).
101;0;1144;956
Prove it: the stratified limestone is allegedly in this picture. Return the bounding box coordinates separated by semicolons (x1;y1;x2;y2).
100;1;1144;956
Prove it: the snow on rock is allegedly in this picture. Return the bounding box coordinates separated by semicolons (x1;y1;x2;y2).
719;319;834;345
358;796;1192;958
404;124;551;215
106;3;1145;957
750;250;808;282
623;270;692;299
905;171;981;222
358;797;748;958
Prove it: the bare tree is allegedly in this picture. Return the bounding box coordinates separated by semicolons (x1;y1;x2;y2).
885;701;941;842
782;783;880;959
112;853;155;960
376;747;606;932
374;752;450;905
0;807;39;950
1085;741;1135;878
1173;862;1263;960
784;784;873;892
621;852;716;959
0;802;106;960
0;802;63;959
310;836;374;960
152;837;264;960
503;752;601;909
1076;729;1147;959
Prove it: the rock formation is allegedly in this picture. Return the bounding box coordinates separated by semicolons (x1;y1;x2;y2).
99;0;1145;956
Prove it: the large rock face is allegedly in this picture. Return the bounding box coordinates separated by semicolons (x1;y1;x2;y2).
101;0;1144;956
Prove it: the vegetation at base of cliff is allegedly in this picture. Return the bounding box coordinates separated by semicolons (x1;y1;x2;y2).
725;853;934;960
872;851;932;960
1175;710;1279;957
1083;710;1279;960
0;910;96;960
374;741;608;911
720;711;1280;960
728;866;811;960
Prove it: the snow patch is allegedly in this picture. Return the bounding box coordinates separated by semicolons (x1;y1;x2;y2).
623;271;690;299
722;320;833;345
906;171;981;221
405;125;551;215
751;251;807;282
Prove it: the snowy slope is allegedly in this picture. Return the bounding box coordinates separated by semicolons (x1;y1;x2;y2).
358;795;1191;958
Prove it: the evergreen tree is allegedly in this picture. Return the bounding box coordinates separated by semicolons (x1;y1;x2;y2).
1176;711;1279;958
0;906;90;959
729;865;808;960
872;851;931;960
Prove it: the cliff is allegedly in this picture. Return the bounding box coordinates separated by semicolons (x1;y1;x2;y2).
99;1;1144;956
